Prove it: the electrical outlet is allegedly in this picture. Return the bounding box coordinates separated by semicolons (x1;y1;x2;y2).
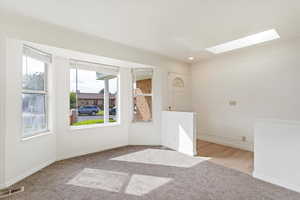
242;136;247;142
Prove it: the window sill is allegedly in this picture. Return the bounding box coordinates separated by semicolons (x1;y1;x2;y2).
70;122;121;131
21;130;52;142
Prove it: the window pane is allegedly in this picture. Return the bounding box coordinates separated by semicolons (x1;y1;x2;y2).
109;77;118;123
132;68;153;122
22;55;46;91
133;96;152;121
133;69;153;95
22;94;47;137
70;69;111;126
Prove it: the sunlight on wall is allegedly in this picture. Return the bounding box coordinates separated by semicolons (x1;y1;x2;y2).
178;124;193;154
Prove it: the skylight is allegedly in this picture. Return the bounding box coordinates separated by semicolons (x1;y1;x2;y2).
206;29;280;54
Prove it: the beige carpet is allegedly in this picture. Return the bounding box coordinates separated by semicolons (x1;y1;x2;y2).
5;146;300;200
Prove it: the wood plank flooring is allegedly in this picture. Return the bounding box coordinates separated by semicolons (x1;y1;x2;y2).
197;140;254;174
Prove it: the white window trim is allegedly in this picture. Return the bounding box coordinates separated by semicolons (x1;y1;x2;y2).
70;122;121;131
21;46;51;138
69;60;120;128
21;131;52;142
132;68;154;123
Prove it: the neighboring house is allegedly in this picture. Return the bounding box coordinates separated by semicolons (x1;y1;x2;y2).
77;93;116;108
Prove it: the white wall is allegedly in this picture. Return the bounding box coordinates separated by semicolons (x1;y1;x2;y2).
0;11;191;147
129;68;193;145
0;34;6;189
161;111;197;156
167;72;192;112
54;57;131;160
254;119;300;192
2;40;133;187
0;12;191;187
192;38;300;151
4;39;57;187
128;67;163;145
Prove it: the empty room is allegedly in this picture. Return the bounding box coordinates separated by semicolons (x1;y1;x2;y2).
0;1;300;199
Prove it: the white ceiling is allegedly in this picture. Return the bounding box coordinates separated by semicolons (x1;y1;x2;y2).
1;0;300;62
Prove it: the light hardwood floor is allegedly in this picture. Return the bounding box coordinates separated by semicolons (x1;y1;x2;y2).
197;140;254;174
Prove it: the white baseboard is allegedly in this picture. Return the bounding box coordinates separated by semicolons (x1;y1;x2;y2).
253;170;300;193
198;133;253;152
57;144;127;161
4;144;128;187
4;158;55;188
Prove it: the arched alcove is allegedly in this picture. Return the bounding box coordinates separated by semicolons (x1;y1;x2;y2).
172;77;185;88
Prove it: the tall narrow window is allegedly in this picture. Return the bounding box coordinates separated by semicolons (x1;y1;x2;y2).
70;60;119;127
132;68;153;122
22;46;51;138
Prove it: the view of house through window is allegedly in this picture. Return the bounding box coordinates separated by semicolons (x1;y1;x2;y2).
70;63;118;126
132;68;153;122
22;46;51;137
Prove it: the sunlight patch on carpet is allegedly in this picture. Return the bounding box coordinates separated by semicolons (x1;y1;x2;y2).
67;168;173;196
67;168;128;192
111;149;209;168
125;174;172;196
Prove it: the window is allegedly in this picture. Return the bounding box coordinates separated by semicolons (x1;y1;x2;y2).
70;60;119;127
22;46;51;138
132;68;153;122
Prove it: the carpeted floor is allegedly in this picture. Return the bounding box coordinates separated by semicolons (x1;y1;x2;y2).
5;146;300;200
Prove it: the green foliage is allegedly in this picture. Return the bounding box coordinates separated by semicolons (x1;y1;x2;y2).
97;110;104;116
71;119;116;126
70;92;77;109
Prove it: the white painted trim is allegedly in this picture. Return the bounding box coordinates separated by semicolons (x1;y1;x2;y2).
4;158;55;188
70;122;121;131
253;170;300;193
198;133;253;152
21;131;52;142
131;68;154;123
104;79;109;123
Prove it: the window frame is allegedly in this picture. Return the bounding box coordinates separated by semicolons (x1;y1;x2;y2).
132;68;154;123
69;60;120;128
21;46;50;138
